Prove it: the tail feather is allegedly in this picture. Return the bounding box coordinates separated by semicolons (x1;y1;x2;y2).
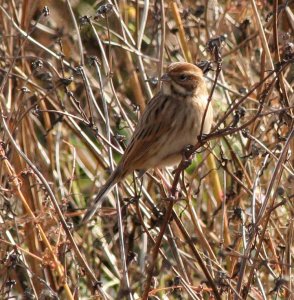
81;168;122;224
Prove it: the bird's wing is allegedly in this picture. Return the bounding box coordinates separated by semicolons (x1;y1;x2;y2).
81;94;173;223
120;93;174;172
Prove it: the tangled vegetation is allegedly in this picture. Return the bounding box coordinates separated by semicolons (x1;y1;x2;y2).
0;0;293;299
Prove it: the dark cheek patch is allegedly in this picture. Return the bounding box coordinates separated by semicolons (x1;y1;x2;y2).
183;81;197;91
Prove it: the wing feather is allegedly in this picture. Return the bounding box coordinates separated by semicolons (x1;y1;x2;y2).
120;93;175;171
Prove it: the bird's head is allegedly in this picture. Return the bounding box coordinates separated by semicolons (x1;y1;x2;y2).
161;62;206;97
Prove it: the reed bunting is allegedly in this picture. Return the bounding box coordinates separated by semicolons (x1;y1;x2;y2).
82;62;213;223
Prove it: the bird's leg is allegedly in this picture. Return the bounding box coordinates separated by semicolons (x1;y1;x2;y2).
198;132;209;143
170;145;195;198
182;144;195;167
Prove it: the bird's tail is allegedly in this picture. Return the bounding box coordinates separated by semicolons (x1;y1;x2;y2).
81;167;123;224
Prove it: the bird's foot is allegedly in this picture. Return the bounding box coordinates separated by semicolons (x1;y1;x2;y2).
198;133;209;143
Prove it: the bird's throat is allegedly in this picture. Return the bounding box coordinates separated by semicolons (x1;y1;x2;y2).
162;81;194;97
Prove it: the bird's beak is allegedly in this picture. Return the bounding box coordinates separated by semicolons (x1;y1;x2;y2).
160;73;171;82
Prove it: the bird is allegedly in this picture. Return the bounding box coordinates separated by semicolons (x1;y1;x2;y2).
82;62;213;223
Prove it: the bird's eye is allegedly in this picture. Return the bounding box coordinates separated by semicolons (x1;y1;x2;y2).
179;74;188;81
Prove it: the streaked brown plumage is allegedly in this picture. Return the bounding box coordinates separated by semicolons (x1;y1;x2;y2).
82;62;213;223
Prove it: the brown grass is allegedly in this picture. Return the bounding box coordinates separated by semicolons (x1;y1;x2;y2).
0;0;293;299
